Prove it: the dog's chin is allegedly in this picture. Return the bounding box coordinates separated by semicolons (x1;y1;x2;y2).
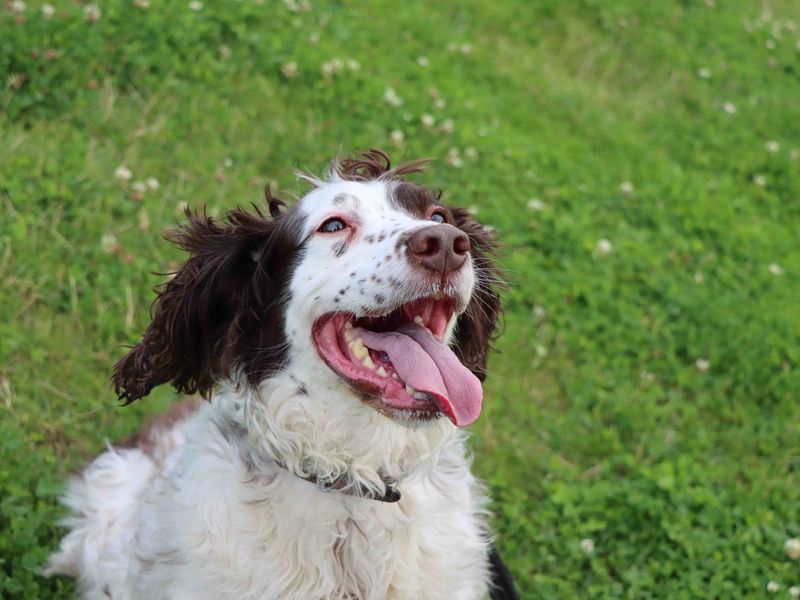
311;295;484;428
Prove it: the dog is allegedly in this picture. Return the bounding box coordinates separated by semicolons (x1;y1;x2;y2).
46;150;516;599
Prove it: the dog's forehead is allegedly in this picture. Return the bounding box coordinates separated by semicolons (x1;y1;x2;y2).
298;180;401;227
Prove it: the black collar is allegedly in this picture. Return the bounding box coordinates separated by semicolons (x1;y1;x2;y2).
284;465;401;503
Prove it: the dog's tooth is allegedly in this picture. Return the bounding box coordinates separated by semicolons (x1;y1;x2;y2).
413;392;429;400
363;355;376;370
392;373;399;380
344;327;353;342
344;321;353;330
405;385;416;396
376;366;388;378
413;315;423;325
349;337;368;360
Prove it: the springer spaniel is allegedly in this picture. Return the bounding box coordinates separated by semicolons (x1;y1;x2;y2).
46;150;516;599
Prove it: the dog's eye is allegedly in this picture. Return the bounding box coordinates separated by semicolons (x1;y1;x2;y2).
430;211;446;224
319;218;347;233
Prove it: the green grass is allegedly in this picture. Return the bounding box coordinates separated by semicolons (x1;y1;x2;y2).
2;0;800;597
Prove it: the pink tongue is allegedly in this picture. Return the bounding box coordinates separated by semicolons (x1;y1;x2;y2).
354;323;483;426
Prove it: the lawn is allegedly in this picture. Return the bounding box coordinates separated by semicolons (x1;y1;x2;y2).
2;0;800;597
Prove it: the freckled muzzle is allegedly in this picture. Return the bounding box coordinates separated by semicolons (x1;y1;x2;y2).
311;297;483;426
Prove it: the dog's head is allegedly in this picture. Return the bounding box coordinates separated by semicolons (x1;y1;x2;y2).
114;150;502;427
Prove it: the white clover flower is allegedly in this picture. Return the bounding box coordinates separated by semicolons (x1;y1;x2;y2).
785;538;800;559
440;118;455;134
7;73;26;90
420;114;435;128
460;43;473;54
579;538;595;554
753;174;767;187
309;31;320;44
694;272;704;283
138;209;150;231
445;148;462;168
766;38;776;50
768;263;784;276
10;1;26;14
218;45;232;59
417;56;429;67
146;177;159;191
41;3;55;18
131;181;147;194
722;102;737;115
765;140;780;153
527;198;545;211
640;370;655;382
134;0;150;7
532;305;546;318
177;200;189;214
223;158;234;168
389;129;404;145
464;147;477;159
595;239;613;256
478;127;489;137
346;59;360;71
383;87;403;107
790;586;800;598
767;581;780;593
447;42;458;52
620;181;634;194
281;61;298;78
698;67;712;79
189;1;203;11
433;97;446;110
84;4;101;22
101;233;119;254
114;166;133;181
696;358;710;372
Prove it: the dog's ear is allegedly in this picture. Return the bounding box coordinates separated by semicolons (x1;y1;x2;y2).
113;205;298;404
450;207;504;382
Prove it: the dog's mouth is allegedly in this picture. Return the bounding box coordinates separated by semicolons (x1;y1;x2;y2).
312;296;482;427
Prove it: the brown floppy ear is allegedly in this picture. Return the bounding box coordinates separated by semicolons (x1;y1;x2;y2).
449;207;504;381
112;206;285;404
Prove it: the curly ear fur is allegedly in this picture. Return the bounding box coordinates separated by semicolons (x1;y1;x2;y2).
113;203;304;404
450;207;504;382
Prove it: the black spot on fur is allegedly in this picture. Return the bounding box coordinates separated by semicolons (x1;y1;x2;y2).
333;241;348;257
375;294;385;305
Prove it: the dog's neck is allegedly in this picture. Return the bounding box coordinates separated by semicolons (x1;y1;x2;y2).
279;461;402;502
215;369;456;502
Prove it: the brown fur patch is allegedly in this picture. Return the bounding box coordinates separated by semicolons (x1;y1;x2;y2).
115;399;201;460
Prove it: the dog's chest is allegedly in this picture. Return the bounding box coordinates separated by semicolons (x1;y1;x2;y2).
221;477;488;600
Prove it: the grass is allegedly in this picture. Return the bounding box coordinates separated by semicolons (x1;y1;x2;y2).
2;0;800;597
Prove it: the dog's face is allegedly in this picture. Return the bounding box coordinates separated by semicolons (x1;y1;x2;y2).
113;150;501;427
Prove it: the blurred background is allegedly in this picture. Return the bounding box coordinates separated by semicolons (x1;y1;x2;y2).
2;0;800;597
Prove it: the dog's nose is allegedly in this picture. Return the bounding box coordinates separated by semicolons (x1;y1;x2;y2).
407;224;470;274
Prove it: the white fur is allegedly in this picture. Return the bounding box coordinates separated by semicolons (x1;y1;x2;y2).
47;177;493;599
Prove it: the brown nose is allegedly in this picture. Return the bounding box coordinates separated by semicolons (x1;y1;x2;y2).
407;224;470;275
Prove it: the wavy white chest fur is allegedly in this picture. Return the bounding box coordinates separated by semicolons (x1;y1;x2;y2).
48;378;490;599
